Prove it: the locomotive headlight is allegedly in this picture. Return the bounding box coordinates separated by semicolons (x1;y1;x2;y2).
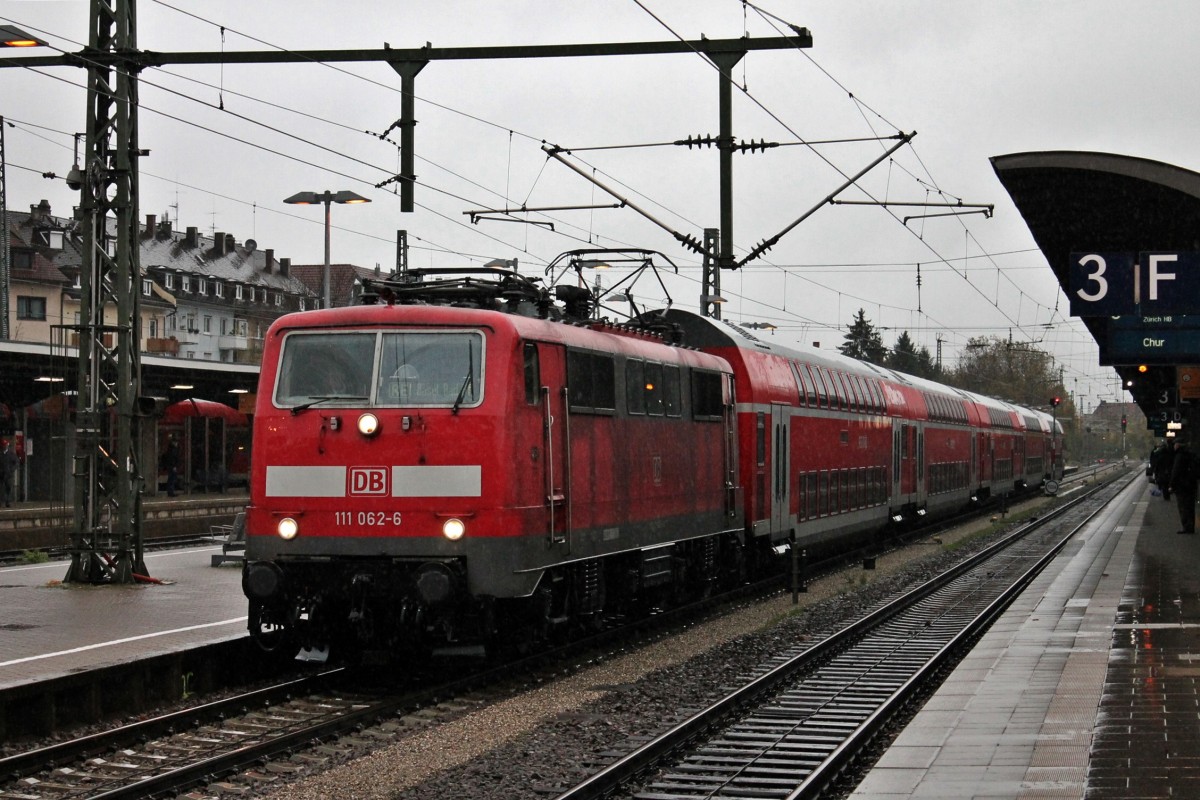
277;517;299;540
441;518;466;541
357;413;380;437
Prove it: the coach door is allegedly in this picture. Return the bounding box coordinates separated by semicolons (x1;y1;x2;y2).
536;343;570;550
771;403;790;534
893;420;917;503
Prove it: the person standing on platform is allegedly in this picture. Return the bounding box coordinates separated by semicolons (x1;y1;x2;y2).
161;436;181;497
1153;440;1175;500
0;438;17;507
1169;439;1198;534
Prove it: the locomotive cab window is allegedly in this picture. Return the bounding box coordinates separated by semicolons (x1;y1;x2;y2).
691;369;725;421
377;331;483;408
524;342;540;405
275;332;375;405
274;330;485;410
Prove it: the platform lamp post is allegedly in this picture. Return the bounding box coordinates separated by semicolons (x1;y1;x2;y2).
283;190;371;308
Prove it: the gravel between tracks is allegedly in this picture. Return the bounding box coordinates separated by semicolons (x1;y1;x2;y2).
254;497;1056;800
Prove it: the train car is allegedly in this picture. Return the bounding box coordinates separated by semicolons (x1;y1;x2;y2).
241;271;742;658
650;310;896;553
651;310;943;552
647;309;1052;553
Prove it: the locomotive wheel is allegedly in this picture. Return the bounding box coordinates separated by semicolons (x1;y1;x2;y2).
249;600;301;661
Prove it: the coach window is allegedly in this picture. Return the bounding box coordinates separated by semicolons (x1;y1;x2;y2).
795;363;816;406
756;412;766;466
866;379;883;414
841;373;855;411
524;343;540;405
626;359;646;415
844;374;862;412
848;375;865;413
826;369;846;410
830;369;848;410
811;367;829;408
663;365;682;417
691;370;724;421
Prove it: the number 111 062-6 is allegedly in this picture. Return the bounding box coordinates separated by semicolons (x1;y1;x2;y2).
334;511;402;526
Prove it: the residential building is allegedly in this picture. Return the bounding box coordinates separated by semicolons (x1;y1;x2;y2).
4;200;317;360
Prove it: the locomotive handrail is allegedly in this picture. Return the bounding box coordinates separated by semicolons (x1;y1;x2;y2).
542;385;557;546
563;386;574;552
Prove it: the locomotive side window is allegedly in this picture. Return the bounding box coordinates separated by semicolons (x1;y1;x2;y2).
691;370;725;421
663;365;682;417
377;331;483;408
524;342;540;405
275;332;374;405
567;350;616;414
626;359;646;415
645;362;665;416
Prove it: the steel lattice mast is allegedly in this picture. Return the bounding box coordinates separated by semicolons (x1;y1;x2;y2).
63;0;148;583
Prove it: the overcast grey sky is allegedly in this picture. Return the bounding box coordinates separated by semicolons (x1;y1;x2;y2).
3;0;1194;409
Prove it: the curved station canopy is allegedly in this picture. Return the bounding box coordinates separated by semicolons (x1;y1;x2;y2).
991;151;1200;424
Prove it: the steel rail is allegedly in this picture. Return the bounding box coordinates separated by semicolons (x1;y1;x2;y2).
552;470;1133;800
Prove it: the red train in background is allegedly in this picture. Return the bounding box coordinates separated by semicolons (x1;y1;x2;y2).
241;261;1063;660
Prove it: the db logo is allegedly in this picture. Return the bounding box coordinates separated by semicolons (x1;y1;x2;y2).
348;467;389;496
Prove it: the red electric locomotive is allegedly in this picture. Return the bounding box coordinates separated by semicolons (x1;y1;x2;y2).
242;269;742;658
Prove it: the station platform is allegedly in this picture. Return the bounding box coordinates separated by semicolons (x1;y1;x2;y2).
0;545;247;693
849;474;1197;799
0;490;248;552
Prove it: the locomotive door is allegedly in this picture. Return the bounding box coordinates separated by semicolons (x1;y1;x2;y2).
536;343;570;550
771;404;790;534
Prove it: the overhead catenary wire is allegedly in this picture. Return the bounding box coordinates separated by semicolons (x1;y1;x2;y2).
0;3;1089;381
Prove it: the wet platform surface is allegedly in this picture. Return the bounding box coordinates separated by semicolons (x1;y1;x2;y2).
849;475;1200;799
0;546;246;692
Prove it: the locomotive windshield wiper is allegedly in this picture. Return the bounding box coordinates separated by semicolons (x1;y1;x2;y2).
451;373;474;415
451;342;476;416
290;395;368;415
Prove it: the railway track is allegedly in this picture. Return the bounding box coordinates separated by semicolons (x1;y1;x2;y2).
0;566;793;798
552;468;1135;800
0;469;1122;798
